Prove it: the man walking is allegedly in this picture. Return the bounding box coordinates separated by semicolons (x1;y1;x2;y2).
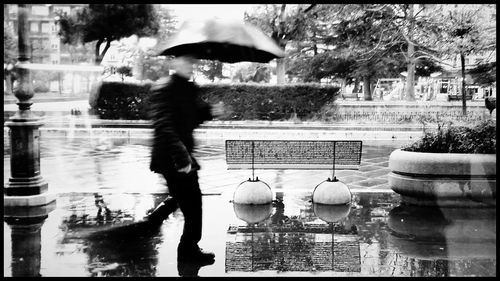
147;55;222;262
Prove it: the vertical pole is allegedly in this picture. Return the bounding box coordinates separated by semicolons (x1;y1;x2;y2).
331;142;336;181
4;4;55;208
251;224;254;271
331;223;335;270
251;141;255;181
460;53;467;115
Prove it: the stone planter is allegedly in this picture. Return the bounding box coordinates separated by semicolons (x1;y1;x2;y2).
388;149;496;207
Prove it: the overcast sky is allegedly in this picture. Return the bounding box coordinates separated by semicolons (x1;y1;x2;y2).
164;4;258;23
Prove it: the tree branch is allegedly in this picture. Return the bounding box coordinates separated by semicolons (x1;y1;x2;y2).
95;39;104;65
399;44;409;61
413;51;455;67
365;4;389;12
304;4;316;13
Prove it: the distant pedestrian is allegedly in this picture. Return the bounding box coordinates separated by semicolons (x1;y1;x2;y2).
147;55;223;263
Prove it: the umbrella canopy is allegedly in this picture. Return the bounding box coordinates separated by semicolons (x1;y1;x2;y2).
158;18;285;63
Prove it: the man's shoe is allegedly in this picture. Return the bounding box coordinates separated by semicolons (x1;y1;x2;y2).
177;259;215;277
177;247;215;262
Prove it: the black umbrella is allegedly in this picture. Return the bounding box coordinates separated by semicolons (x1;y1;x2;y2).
157;18;285;63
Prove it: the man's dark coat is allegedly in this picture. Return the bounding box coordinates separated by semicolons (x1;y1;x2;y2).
149;73;213;173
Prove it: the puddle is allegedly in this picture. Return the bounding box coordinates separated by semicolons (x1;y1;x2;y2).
3;191;496;277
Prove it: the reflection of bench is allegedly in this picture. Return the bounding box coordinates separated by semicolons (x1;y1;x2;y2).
225;140;363;204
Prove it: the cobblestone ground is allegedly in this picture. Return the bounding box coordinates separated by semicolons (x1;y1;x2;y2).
3;136;496;277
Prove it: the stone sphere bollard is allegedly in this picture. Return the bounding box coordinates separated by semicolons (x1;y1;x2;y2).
233;178;273;204
313;203;351;223
233;202;273;223
312;177;351;205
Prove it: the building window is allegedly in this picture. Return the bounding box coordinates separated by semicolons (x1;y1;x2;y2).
30;22;40;33
9;5;18;16
32;5;50;16
41;22;50;33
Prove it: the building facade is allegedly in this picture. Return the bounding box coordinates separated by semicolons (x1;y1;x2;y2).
4;4;93;65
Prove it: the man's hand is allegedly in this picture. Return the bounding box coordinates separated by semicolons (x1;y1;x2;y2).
177;163;192;174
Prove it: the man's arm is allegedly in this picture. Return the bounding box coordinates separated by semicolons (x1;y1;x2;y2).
150;82;192;171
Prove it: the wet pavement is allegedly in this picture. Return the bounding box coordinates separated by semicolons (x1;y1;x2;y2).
4;135;402;196
3;134;497;277
3;191;496;277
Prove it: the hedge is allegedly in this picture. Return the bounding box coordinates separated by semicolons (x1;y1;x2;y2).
199;83;339;120
90;81;340;121
91;82;152;120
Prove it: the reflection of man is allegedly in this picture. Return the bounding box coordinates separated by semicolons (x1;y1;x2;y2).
147;55;223;263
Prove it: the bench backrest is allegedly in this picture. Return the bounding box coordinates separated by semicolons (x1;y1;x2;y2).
226;140;362;170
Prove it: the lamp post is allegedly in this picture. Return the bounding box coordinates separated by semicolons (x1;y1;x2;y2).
4;4;55;209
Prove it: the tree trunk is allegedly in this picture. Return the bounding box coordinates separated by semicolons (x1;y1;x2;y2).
353;80;360;93
5;74;12;94
405;4;416;101
460;53;467;115
95;39;111;65
405;58;416;101
276;4;287;85
312;30;318;56
58;72;63;95
135;49;144;81
95;40;103;65
276;58;286;84
340;78;347;97
363;77;372;101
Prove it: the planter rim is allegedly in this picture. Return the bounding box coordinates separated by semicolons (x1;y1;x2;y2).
389;149;496;176
394;148;496;157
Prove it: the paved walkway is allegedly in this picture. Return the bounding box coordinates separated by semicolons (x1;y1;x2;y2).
4;136;402;195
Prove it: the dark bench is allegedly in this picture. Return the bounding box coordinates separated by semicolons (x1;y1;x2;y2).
225;140;363;204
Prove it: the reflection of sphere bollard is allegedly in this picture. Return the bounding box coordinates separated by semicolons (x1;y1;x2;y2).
233;203;273;223
313;203;351;223
233;178;272;204
312;177;351;205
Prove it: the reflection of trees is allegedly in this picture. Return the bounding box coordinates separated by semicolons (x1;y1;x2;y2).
227;191;495;276
59;193;169;241
349;193;403;275
270;192;317;226
350;193;399;243
85;227;161;277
